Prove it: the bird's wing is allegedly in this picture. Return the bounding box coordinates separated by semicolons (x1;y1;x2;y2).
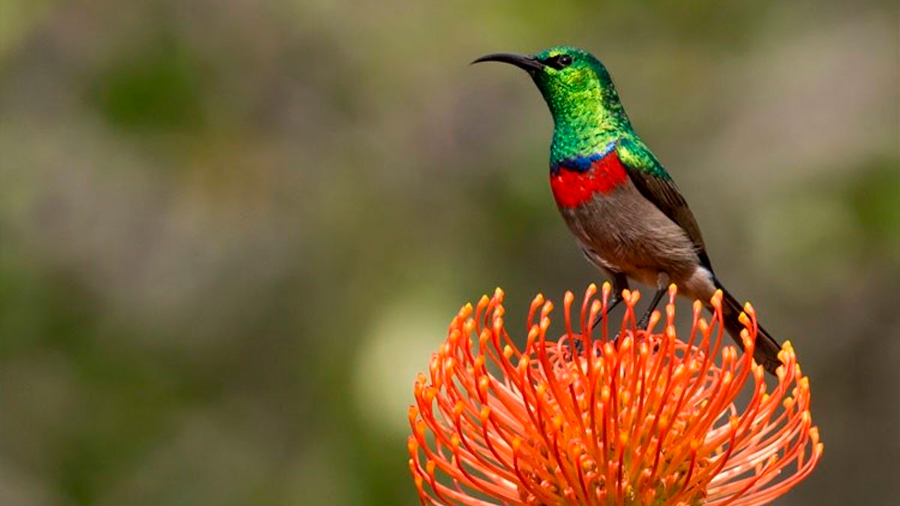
615;137;713;272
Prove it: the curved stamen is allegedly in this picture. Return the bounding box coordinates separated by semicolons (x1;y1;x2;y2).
409;286;821;506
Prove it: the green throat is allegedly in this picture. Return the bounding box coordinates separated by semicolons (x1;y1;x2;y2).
527;46;634;165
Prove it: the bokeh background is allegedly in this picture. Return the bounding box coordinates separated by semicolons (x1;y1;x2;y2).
2;0;898;505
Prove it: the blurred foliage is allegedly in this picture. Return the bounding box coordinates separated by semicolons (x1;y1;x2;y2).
1;0;898;505
90;37;207;133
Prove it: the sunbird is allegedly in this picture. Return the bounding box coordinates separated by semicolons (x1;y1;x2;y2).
474;46;781;374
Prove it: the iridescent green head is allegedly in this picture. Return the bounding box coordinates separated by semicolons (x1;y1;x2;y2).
474;46;632;163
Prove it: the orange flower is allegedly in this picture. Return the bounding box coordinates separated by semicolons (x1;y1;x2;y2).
408;284;822;506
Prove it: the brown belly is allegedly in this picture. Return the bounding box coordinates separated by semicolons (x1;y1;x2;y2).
558;181;704;291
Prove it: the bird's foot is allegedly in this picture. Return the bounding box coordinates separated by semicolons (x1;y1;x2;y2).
635;274;670;331
590;294;623;332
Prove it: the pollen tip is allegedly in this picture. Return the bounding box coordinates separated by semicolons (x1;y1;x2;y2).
540;317;551;332
698;318;709;334
450;433;461;451
754;364;766;380
722;371;733;385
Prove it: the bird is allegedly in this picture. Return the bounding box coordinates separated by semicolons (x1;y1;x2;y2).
473;46;782;375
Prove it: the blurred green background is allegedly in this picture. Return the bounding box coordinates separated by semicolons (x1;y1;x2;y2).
1;0;898;505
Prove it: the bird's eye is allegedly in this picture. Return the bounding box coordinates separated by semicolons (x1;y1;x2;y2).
542;54;573;70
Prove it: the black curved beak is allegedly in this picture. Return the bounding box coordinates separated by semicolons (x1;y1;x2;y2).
471;53;544;73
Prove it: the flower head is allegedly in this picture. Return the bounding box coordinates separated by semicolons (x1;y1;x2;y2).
408;284;822;506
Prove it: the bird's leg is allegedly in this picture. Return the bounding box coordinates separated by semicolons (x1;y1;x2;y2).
636;272;670;330
590;294;622;330
591;273;629;331
569;274;630;358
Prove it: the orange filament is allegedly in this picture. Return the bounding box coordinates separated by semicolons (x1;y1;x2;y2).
408;285;822;506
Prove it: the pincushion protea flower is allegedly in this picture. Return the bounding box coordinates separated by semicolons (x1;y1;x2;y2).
408;284;822;506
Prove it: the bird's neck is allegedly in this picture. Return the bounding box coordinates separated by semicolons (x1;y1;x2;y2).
549;100;632;166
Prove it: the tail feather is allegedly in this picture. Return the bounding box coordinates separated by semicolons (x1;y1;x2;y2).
716;284;783;375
